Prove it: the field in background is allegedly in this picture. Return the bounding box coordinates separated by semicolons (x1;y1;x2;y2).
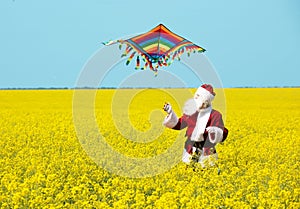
0;88;299;208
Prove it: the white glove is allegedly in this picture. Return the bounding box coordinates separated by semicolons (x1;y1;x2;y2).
206;126;223;144
163;103;173;114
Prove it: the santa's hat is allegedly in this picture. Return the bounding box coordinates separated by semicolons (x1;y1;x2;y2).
198;84;216;96
194;84;215;108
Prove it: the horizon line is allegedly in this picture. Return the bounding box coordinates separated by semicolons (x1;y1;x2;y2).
0;86;299;90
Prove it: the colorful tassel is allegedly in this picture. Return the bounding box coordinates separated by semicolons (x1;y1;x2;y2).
153;67;158;77
126;46;132;53
172;51;177;60
149;62;153;71
121;45;132;57
135;56;140;70
126;52;136;65
141;61;149;70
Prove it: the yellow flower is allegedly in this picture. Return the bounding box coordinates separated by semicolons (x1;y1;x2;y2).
0;88;299;208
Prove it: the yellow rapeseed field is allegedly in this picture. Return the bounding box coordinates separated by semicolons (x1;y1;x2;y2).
0;88;299;208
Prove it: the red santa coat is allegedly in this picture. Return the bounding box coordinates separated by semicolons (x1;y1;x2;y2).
172;109;228;154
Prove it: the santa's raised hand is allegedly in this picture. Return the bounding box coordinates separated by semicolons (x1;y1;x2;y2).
163;102;173;114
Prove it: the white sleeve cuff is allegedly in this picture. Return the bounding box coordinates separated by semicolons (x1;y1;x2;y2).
163;111;178;128
206;126;223;144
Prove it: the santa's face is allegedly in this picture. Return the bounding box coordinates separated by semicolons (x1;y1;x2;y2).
193;86;215;110
194;93;204;111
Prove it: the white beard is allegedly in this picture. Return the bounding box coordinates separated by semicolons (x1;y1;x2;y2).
183;98;198;116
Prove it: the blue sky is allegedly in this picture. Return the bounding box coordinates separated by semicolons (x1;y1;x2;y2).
0;0;299;88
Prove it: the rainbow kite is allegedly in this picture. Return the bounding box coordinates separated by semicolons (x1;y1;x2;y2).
103;24;206;74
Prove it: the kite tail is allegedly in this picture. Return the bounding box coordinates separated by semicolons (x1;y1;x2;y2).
149;62;153;71
148;62;158;76
126;45;132;54
135;56;140;70
187;49;191;57
177;48;184;61
141;62;149;70
126;52;136;65
153;67;158;77
161;56;168;66
165;54;170;66
198;47;205;52
172;51;181;61
164;55;171;66
157;59;162;67
172;51;177;60
121;45;132;57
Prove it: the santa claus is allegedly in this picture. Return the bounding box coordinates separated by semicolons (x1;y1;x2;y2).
163;84;228;167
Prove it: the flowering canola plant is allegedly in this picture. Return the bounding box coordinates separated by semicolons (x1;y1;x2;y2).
0;88;299;208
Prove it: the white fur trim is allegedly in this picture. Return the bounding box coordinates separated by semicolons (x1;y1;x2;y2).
183;98;198;116
190;106;212;142
163;111;178;128
206;126;223;144
182;149;192;164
